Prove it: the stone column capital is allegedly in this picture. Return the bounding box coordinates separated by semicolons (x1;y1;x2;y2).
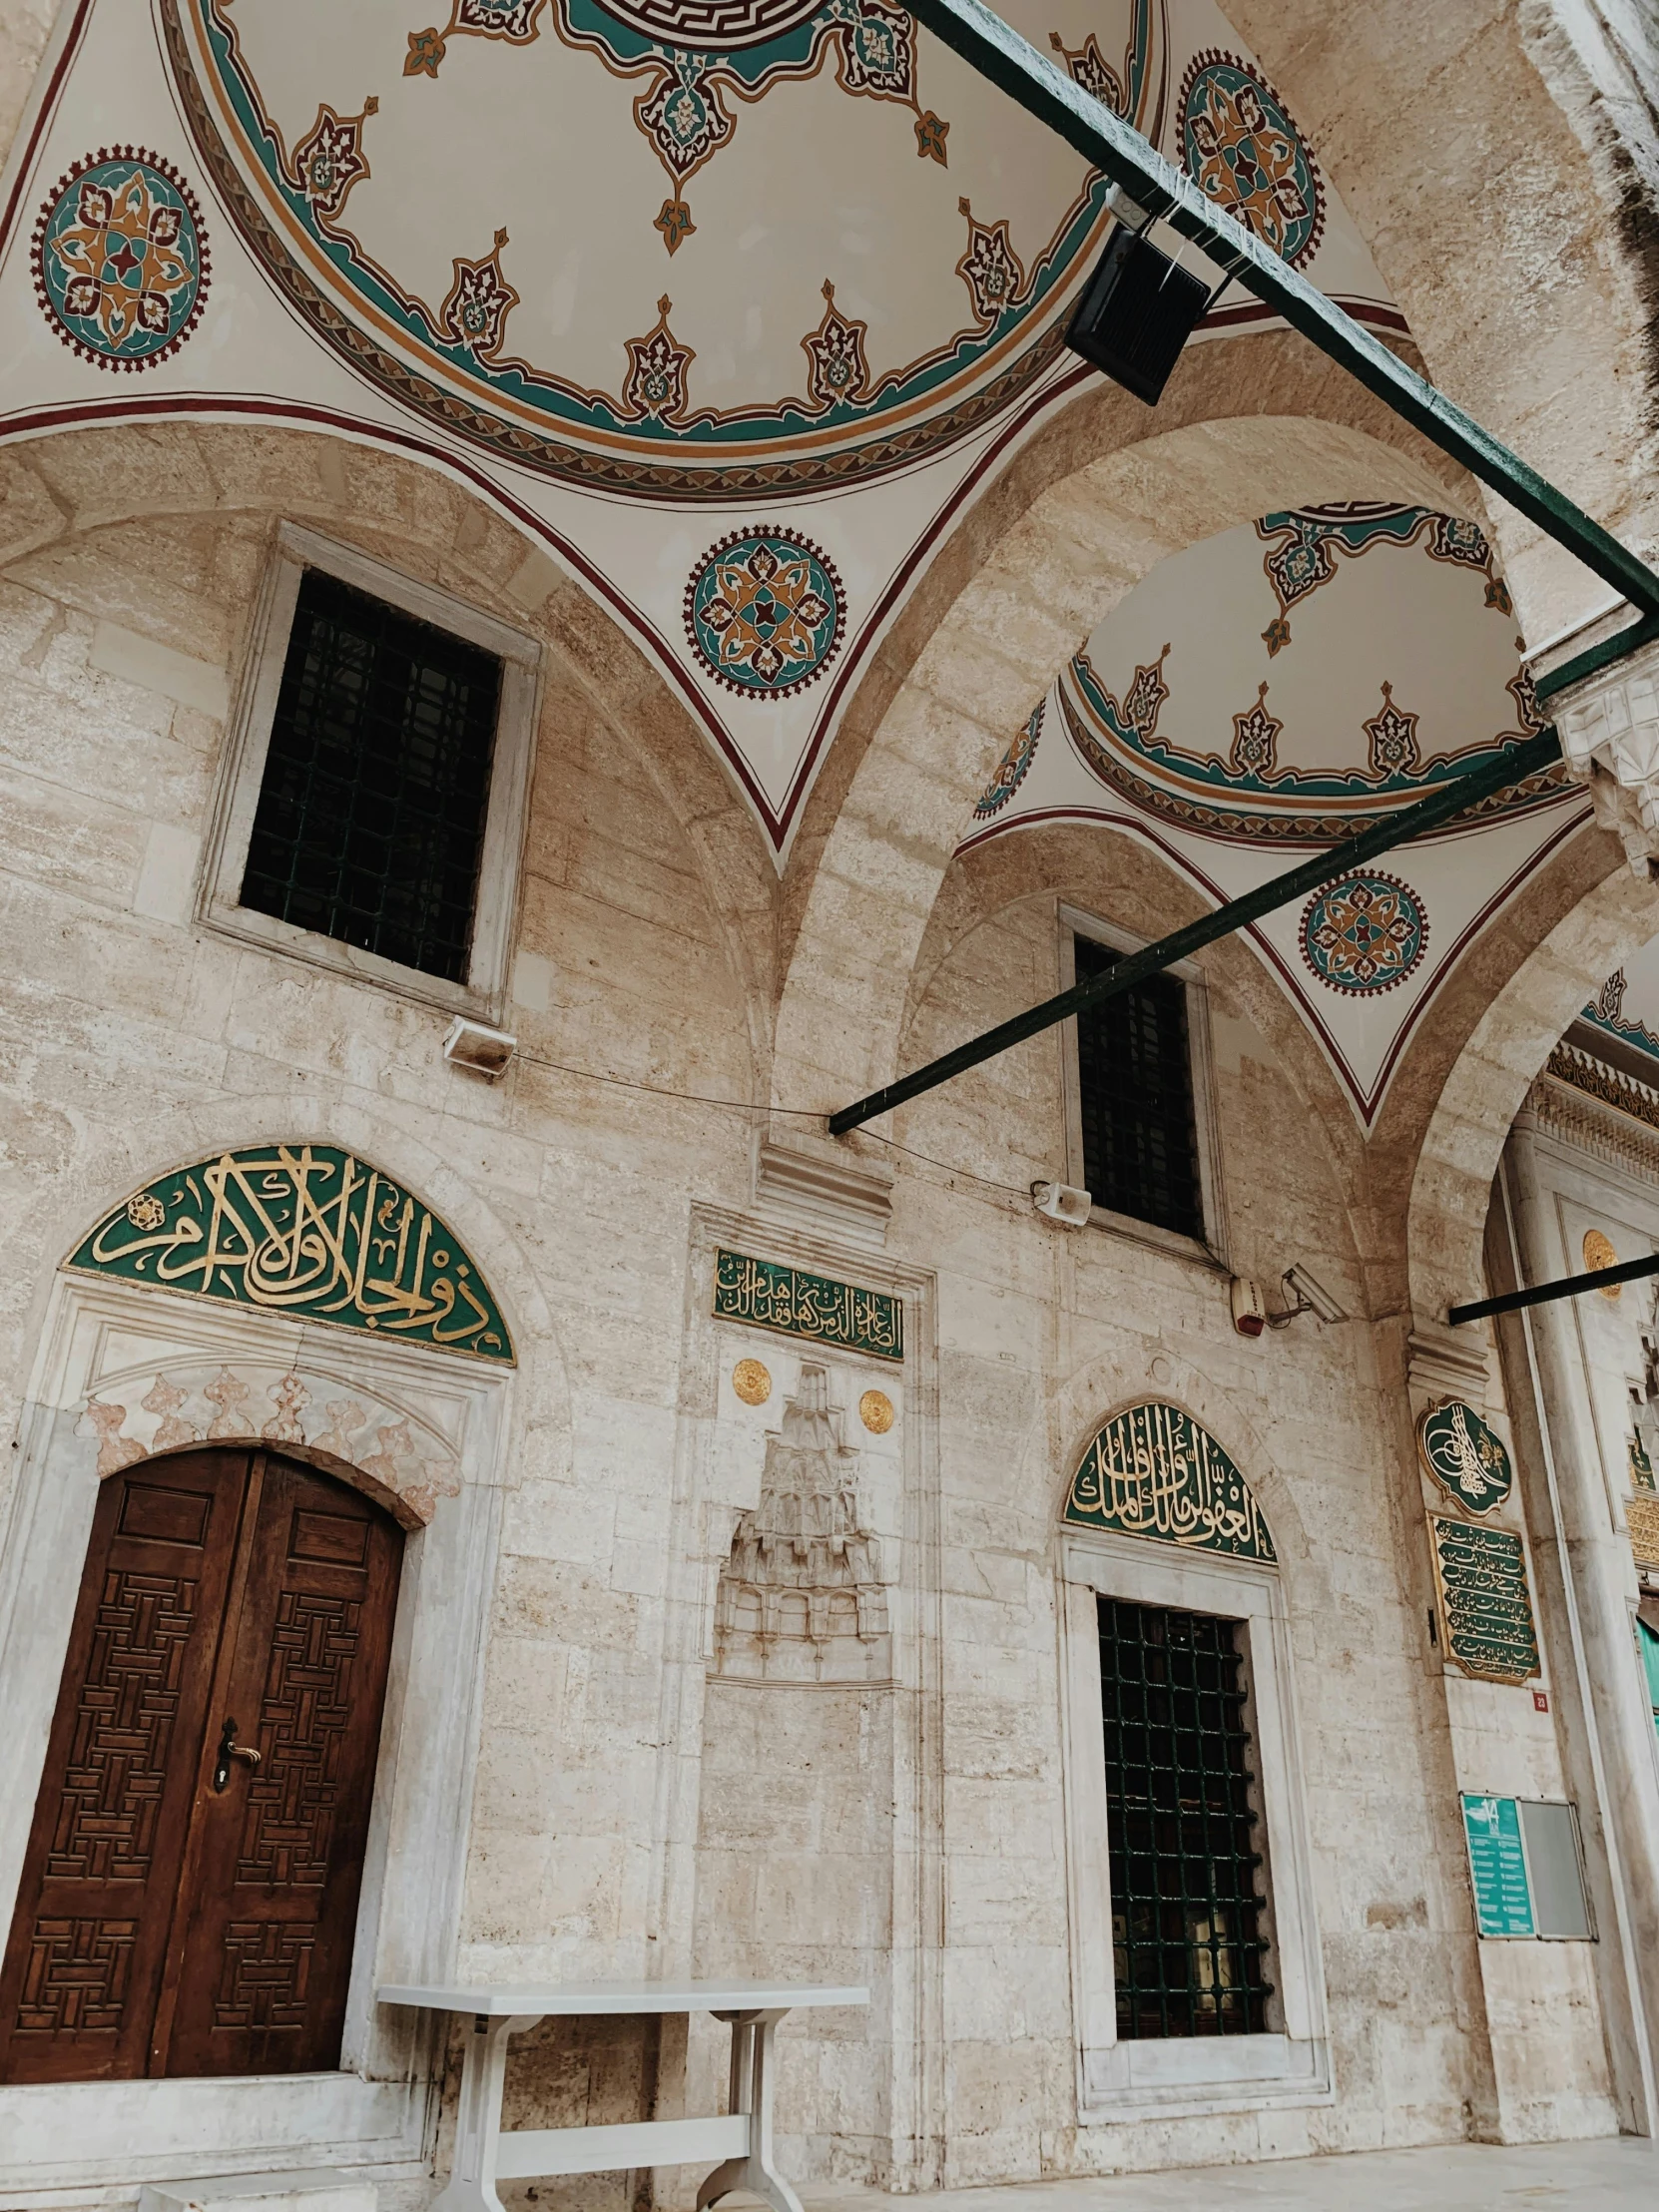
1551;635;1659;873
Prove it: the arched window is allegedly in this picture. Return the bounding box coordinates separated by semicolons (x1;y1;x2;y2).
0;1447;403;2082
1058;1402;1330;2121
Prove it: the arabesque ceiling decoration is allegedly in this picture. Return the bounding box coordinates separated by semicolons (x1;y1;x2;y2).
0;0;1402;851
959;506;1592;1122
1;0;1602;1116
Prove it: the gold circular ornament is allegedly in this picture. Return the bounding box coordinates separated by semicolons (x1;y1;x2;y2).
1583;1228;1621;1299
732;1358;772;1405
859;1388;895;1434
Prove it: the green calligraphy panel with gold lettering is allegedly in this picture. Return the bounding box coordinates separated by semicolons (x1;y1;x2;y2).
1066;1401;1275;1561
1430;1516;1539;1683
713;1249;902;1363
67;1145;514;1363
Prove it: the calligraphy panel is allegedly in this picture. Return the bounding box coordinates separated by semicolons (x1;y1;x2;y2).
1065;1401;1276;1562
1418;1399;1512;1515
1430;1516;1540;1683
713;1249;902;1363
65;1147;514;1363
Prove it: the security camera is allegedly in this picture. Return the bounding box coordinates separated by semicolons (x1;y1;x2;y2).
1282;1264;1348;1326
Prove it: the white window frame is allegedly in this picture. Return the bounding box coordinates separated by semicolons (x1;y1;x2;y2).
1058;904;1228;1268
1058;1526;1332;2122
198;522;542;1019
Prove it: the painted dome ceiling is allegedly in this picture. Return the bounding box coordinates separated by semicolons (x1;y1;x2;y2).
960;507;1590;1120
3;0;1400;849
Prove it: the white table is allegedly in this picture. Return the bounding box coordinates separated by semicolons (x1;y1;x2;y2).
378;1981;868;2212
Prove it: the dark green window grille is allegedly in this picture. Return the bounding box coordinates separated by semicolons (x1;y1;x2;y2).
1073;934;1203;1241
241;569;503;983
1099;1595;1273;2038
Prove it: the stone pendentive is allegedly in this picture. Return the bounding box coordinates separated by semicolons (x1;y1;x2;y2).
714;1362;889;1681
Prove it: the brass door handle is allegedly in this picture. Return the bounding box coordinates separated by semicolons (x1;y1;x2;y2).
212;1717;262;1792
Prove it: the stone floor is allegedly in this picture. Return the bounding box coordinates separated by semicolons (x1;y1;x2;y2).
806;2138;1656;2209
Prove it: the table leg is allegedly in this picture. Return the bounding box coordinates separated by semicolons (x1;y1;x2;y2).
433;2011;545;2212
698;2009;804;2212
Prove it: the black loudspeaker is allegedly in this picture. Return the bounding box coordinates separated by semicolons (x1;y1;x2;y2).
1064;227;1213;404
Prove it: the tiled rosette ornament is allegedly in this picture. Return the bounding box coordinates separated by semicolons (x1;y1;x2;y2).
685;530;844;698
1301;869;1426;994
33;148;209;369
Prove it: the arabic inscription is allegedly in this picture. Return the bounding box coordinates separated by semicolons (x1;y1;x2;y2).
67;1145;514;1363
1065;1400;1276;1561
713;1248;902;1363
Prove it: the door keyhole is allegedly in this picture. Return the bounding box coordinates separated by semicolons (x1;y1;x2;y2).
212;1717;262;1793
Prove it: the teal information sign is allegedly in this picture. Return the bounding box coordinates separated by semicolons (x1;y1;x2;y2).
1461;1794;1535;1937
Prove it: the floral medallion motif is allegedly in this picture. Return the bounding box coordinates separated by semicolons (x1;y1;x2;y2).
1179;52;1323;270
32;149;209;369
685;531;844;698
974;698;1043;819
1301;870;1427;995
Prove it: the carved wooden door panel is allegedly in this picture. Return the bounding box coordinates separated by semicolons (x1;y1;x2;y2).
0;1449;401;2083
0;1453;247;2083
164;1456;400;2075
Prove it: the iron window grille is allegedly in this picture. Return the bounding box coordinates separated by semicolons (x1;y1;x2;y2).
1098;1594;1274;2038
240;568;503;984
1073;934;1203;1241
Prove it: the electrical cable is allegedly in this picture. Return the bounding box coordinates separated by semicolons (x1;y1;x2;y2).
512;1046;1034;1200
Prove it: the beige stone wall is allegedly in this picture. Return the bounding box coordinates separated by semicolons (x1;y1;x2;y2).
0;411;1645;2197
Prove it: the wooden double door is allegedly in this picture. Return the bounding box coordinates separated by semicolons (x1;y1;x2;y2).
0;1447;402;2082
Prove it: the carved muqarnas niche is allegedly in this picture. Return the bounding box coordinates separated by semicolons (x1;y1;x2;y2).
715;1364;888;1682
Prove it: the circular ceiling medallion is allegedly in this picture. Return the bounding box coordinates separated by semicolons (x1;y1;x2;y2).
974;699;1043;820
858;1388;895;1433
594;0;827;50
732;1357;773;1404
1301;870;1426;995
1179;52;1324;270
685;531;844;698
32;149;209;370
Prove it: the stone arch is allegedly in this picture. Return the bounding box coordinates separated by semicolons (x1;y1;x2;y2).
773;333;1478;1119
895;820;1374;1255
0;414;778;1083
1408;863;1659;1328
1222;0;1659;631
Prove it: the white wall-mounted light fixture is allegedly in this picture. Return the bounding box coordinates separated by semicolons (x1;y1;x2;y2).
442;1016;517;1079
1032;1180;1092;1228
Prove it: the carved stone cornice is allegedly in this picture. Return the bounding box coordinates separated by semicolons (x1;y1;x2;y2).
1552;635;1659;873
1528;1046;1659;1183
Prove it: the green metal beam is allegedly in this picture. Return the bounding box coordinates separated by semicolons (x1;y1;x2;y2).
1450;1250;1659;1326
906;0;1659;618
826;616;1657;1138
828;724;1565;1136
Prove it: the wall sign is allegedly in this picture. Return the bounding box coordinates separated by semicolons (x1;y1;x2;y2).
1066;1400;1276;1561
1430;1515;1539;1682
1418;1398;1512;1514
713;1248;902;1362
1460;1795;1592;1940
1461;1795;1534;1936
67;1145;514;1362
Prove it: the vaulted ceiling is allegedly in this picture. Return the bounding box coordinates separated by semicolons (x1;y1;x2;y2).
2;0;1597;1127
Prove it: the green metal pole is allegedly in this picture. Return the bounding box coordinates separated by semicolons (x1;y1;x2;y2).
828;724;1565;1135
905;0;1659;618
